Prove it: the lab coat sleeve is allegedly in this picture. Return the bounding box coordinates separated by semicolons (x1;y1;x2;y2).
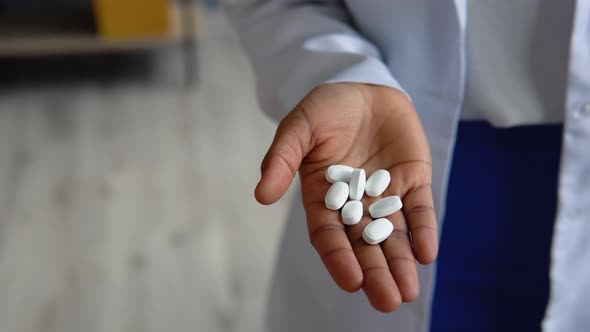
220;0;405;122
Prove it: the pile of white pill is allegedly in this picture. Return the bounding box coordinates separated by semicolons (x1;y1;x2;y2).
324;165;402;245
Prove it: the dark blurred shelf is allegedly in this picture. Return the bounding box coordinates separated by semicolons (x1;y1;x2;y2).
0;3;198;57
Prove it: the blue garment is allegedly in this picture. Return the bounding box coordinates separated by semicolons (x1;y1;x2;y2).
431;121;563;331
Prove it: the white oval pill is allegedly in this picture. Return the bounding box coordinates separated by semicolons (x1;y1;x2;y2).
341;201;363;225
369;196;403;218
325;165;354;183
349;168;366;200
365;169;391;197
325;182;349;210
362;218;394;245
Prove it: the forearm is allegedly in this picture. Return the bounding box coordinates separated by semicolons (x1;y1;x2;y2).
221;0;404;122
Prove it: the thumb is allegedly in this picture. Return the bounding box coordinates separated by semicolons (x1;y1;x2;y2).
255;111;313;205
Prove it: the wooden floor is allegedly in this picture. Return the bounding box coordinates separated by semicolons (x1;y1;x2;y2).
0;11;293;332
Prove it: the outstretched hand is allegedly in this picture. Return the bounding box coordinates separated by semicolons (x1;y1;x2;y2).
255;83;438;312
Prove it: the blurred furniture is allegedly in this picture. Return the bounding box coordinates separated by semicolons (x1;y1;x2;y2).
94;0;172;39
0;0;199;84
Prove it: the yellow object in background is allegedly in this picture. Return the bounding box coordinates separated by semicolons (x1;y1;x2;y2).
93;0;172;39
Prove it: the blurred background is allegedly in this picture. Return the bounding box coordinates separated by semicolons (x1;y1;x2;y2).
0;1;294;331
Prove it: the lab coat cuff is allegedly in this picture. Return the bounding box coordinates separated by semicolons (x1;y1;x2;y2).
322;57;409;101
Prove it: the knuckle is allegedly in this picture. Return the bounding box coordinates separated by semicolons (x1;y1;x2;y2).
404;204;435;217
361;265;390;275
386;255;416;266
320;247;354;262
409;223;438;233
389;228;410;240
309;223;345;249
405;183;432;198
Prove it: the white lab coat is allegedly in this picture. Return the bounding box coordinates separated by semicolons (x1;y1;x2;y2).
221;1;590;331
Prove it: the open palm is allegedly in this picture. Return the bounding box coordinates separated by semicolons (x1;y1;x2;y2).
255;83;438;312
